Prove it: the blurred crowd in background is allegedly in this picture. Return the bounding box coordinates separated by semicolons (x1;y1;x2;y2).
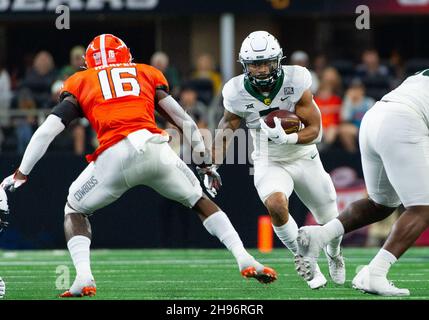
1;45;427;159
1;43;429;248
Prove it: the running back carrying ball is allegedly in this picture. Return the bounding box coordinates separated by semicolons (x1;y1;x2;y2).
264;109;301;134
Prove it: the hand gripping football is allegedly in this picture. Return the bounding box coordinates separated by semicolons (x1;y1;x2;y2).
264;109;301;134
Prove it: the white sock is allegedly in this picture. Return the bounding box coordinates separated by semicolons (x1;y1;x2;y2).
203;211;256;270
368;248;397;277
326;235;343;257
272;216;298;255
67;235;93;279
321;218;345;245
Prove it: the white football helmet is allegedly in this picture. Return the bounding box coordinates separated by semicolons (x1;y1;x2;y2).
239;31;283;89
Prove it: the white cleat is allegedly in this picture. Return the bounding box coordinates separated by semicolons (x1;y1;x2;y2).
306;264;327;289
295;226;326;281
294;254;317;281
0;277;5;298
352;266;410;296
324;249;346;285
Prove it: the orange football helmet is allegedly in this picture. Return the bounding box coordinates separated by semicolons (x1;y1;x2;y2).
85;34;132;68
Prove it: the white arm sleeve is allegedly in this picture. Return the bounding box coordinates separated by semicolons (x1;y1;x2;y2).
158;95;206;153
18;114;65;175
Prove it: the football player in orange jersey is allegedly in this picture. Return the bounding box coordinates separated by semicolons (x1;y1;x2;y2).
0;34;277;297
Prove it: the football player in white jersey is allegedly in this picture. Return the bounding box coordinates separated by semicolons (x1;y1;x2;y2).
198;31;345;289
294;69;429;296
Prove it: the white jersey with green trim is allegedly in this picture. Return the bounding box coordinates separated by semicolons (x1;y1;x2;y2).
222;65;318;162
381;70;429;127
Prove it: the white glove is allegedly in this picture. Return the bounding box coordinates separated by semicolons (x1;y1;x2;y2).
0;277;5;298
1;171;27;192
259;117;298;145
196;165;222;198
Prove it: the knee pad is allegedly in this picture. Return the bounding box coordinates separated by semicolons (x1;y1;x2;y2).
312;201;339;225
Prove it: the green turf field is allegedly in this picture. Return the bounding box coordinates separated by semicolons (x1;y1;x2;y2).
0;247;428;300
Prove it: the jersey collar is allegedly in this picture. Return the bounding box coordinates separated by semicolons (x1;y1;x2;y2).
244;70;284;106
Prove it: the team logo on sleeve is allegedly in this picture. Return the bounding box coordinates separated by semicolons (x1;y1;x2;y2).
284;87;294;95
245;103;254;110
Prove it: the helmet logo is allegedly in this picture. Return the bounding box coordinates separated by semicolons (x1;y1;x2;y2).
107;50;116;63
93;52;101;66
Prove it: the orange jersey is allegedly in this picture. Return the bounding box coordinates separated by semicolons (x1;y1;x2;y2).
60;63;168;162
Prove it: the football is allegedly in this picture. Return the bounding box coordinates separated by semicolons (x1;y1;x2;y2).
264;109;302;134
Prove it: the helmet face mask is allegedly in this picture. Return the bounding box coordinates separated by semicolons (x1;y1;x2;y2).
242;57;282;89
239;31;283;90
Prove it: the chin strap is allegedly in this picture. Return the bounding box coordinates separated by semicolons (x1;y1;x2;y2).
248;67;282;90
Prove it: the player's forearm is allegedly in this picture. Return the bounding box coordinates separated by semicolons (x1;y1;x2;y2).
18;115;65;175
297;124;322;144
158;96;205;153
295;96;323;145
212;132;230;165
211;118;237;165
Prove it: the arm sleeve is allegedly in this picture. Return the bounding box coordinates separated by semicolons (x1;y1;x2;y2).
157;95;206;153
18;115;66;175
51;98;83;127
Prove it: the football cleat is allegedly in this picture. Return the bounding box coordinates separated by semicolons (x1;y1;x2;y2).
325;249;346;285
306;263;327;289
241;266;278;284
295;226;326;281
0;277;5;298
352;266;410;296
60;286;96;298
294;254;317;281
59;277;96;298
